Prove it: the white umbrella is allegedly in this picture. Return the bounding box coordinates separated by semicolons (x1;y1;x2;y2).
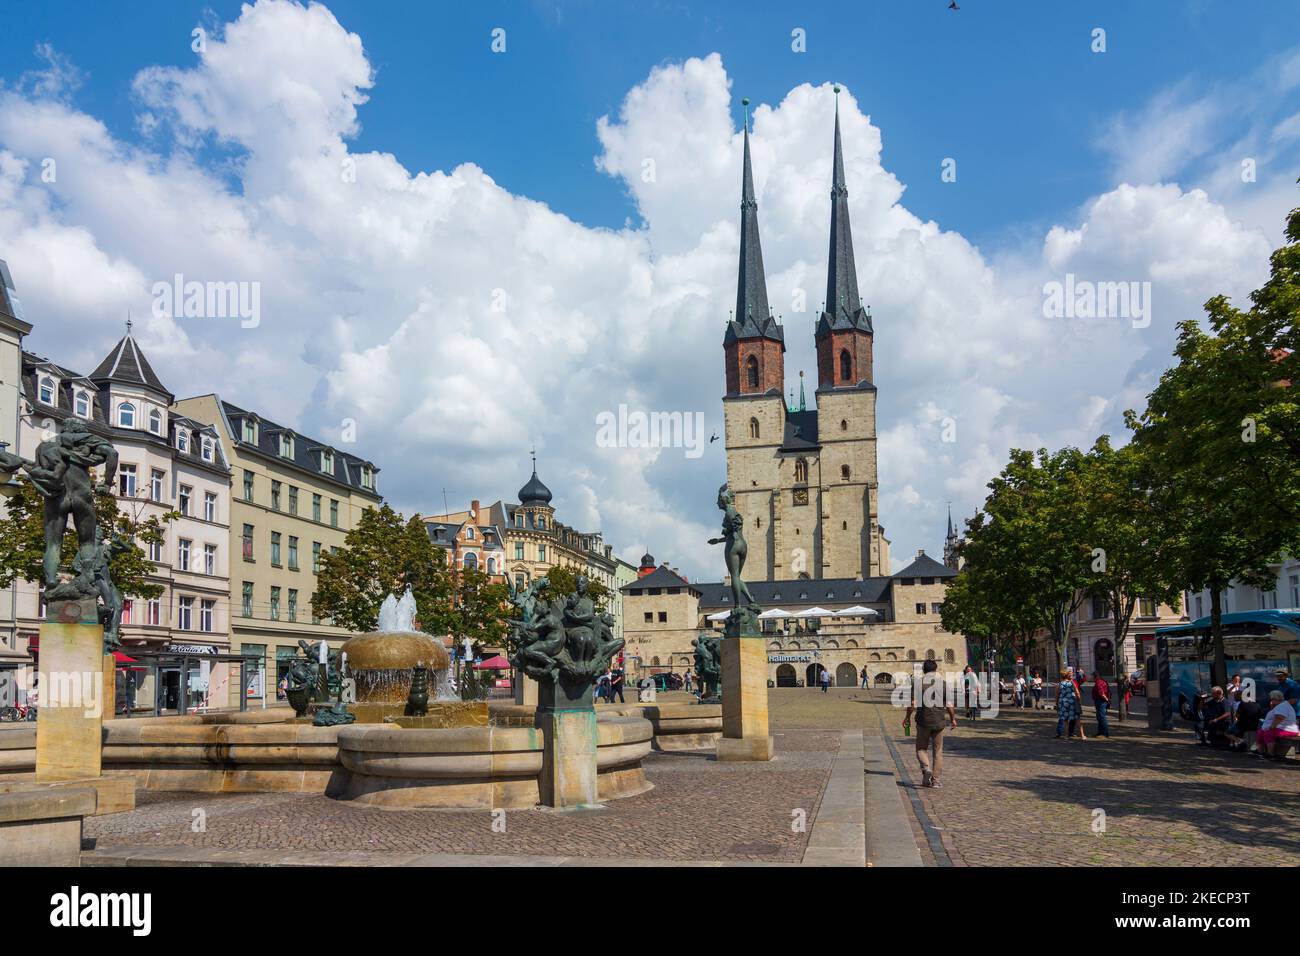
705;610;731;621
795;606;832;617
835;605;878;616
758;608;792;619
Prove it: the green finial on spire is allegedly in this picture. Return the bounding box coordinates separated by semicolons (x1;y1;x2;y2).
742;97;750;133
798;369;806;411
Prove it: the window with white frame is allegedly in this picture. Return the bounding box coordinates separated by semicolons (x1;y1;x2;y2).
150;469;165;502
118;402;136;428
204;491;216;522
148;408;162;434
38;377;55;404
118;464;137;497
74;390;90;417
148;534;163;563
177;429;188;453
177;538;191;571
147;598;161;626
320;449;334;474
280;433;294;458
178;485;191;515
242;418;257;444
177;596;193;630
204;543;216;575
200;436;213;462
200;599;214;632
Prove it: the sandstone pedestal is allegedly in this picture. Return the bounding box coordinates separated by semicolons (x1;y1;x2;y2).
718;636;773;761
32;603;136;813
514;674;539;706
36;608;105;782
536;708;599;809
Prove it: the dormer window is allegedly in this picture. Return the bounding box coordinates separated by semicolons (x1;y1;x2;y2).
74;391;90;418
200;437;214;462
118;402;136;428
177;430;189;453
148;409;163;434
38;377;55;405
279;433;294;459
360;465;375;490
514;514;523;528
320;449;334;474
466;526;476;540
537;516;546;530
241;419;258;444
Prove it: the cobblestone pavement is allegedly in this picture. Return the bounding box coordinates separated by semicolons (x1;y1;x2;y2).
85;727;839;863
854;693;1300;867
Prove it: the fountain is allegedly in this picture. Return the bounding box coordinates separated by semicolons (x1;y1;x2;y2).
325;588;484;727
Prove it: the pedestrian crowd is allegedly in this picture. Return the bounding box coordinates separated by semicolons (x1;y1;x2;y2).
1195;668;1300;760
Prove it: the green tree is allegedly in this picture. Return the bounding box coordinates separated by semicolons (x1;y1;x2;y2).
940;533;1042;677
1076;436;1182;718
450;563;510;652
1125;194;1300;684
0;479;174;600
537;565;612;612
957;447;1093;671
312;505;455;633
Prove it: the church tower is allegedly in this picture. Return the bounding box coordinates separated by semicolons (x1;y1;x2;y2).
813;89;883;578
722;91;885;582
722;102;787;581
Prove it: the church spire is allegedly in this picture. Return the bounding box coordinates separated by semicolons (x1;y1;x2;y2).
733;100;775;338
821;87;870;335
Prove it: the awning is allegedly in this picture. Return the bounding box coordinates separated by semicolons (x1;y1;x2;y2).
112;651;138;663
834;605;879;617
706;610;731;621
758;608;791;619
473;654;511;670
795;607;832;617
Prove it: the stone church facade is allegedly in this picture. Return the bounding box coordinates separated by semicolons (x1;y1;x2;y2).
621;97;967;685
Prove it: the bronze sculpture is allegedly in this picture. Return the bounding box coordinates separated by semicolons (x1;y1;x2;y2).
708;483;761;636
405;665;430;716
692;634;722;701
284;657;319;717
507;574;624;709
0;418;118;603
80;527;130;652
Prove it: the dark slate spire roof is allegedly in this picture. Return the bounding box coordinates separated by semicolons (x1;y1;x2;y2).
0;259;31;331
817;93;872;339
724;112;783;347
517;467;553;507
894;551;958;579
89;331;172;399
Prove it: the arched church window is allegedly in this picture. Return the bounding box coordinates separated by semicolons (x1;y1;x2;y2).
840;465;850;481
745;356;759;388
794;458;808;483
839;349;852;382
749;417;759;438
840;419;847;431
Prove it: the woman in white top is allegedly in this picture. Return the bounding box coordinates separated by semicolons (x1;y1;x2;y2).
1256;690;1300;758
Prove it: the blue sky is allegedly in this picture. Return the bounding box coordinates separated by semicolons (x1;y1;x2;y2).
5;0;1294;246
0;1;1296;579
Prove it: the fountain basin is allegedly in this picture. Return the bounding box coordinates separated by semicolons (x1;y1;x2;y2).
338;630;451;704
336;713;653;808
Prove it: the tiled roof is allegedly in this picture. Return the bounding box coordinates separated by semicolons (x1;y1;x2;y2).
220;400;380;496
697;576;892;610
89;335;172;399
621;565;694;592
893;552;957;579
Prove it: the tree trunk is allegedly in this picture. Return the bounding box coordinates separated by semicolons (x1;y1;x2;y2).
1210;586;1227;688
1113;611;1127;722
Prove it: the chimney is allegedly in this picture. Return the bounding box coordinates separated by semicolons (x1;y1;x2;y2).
917;549;925;557
470;499;480;520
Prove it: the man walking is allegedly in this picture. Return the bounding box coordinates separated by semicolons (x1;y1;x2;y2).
903;659;958;788
1091;670;1111;738
860;665;869;689
609;665;625;703
819;667;831;693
